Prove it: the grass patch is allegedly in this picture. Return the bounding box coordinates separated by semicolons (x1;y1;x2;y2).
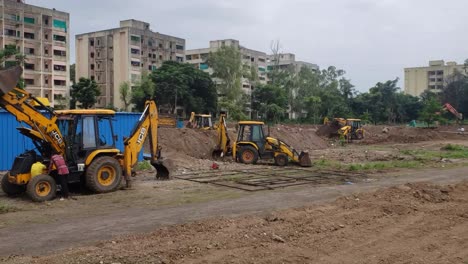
0;202;19;214
401;146;468;160
441;144;466;151
347;160;421;171
313;159;342;169
136;160;153;171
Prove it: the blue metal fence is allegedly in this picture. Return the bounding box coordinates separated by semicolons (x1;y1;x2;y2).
0;111;143;171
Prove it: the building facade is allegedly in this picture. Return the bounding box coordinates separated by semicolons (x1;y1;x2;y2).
267;53;319;73
0;0;70;107
404;60;466;96
76;19;185;109
186;39;268;116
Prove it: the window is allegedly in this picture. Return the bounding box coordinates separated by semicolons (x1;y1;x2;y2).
53;34;66;42
90;52;95;58
429;85;436;89
131;61;140;67
25;48;35;55
176;44;184;50
131;48;140;54
53;50;66;56
148;41;153;46
90;64;95;70
44;49;49;55
5;29;16;36
437;78;443;82
97;39;100;46
199;63;209;70
97;117;114;147
53;65;66;71
130;35;140;42
54;80;66;86
90;75;95;81
148;53;152;58
45;79;48;85
153;54;156;59
258;67;266;72
25;79;34;85
24;32;35;39
159;55;163;60
186;55;192;60
82;116;97;149
90;39;94;46
258;58;266;63
97;52;100;57
24;17;35;24
44;18;49;25
436;70;444;75
24;63;35;70
251;57;255;62
429;78;435;82
176;56;183;62
44;34;48;40
53;19;67;30
159;43;163;48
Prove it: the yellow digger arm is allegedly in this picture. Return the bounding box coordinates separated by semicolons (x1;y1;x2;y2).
0;66;65;156
123;100;169;186
215;114;231;156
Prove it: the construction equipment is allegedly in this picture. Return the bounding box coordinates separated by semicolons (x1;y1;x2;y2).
212;118;311;167
443;103;463;123
211;113;231;159
0;66;170;202
187;112;213;129
338;119;365;141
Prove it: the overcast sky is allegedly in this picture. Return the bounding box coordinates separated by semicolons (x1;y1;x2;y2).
28;0;468;92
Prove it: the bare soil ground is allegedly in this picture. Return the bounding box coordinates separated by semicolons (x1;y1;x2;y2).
4;179;468;264
1;125;468;263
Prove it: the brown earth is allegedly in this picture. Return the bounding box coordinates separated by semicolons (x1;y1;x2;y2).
4;181;468;264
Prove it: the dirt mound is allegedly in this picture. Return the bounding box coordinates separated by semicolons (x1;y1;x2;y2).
362;125;465;144
9;182;468;264
269;124;328;151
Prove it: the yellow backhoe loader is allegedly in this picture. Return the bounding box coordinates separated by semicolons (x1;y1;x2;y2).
338;119;365;142
0;66;171;202
186;112;213;129
212;118;311;167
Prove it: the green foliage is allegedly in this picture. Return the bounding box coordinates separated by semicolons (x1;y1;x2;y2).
441;144;465;151
136;160;152;171
0;202;19;214
0;45;26;89
207;45;244;102
70;77;100;109
70;63;76;84
419;96;445;126
119;81;131;111
152;61;217;115
440;69;468;119
131;72;155;112
252;84;288;123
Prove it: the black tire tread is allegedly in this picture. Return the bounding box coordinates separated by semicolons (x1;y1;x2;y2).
26;174;57;202
86;156;122;193
1;172;25;196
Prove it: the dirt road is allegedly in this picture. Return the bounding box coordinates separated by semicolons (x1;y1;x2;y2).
1;166;468;261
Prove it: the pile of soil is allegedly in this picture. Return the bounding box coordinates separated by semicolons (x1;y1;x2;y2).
362;125;465;144
7;182;468;264
269;124;328;151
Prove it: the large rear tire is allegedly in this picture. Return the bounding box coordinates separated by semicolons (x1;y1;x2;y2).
86;156;122;193
26;174;56;202
1;172;25;196
238;146;259;164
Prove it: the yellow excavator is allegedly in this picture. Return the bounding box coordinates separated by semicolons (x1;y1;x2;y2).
187;112;213;129
338;119;365;142
212;117;311;167
0;66;171;202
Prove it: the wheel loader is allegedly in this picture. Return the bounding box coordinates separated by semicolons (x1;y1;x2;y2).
0;66;171;202
212;116;311;167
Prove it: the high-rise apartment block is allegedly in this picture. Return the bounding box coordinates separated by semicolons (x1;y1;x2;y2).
0;0;69;107
404;60;466;96
76;19;185;109
186;39;268;116
267;53;319;73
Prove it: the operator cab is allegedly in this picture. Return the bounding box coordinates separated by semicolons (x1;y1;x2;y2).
236;121;272;158
56;109;117;165
195;114;213;129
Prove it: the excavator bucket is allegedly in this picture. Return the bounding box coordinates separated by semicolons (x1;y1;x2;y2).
298;151;312;167
151;159;174;180
0;66;22;95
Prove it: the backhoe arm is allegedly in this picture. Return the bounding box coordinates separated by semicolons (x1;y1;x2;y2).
0;66;65;156
123;100;168;186
212;114;231;158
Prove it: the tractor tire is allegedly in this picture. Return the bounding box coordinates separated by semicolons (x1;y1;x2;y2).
238;146;259;164
26;174;57;202
86;156;122;193
1;172;25;196
274;154;289;167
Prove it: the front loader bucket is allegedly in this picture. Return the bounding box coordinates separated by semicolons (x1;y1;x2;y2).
151;158;174;180
298;151;312;167
0;66;22;95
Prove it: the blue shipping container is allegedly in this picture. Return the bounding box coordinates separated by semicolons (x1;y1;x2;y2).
0;111;143;171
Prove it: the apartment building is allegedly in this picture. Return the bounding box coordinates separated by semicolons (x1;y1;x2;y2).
185;39;267;116
76;19;185;109
404;60;466;96
0;0;69;107
267;53;318;73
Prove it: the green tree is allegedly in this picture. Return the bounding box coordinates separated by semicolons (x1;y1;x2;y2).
70;77;100;109
131;72;155;112
419;97;445;126
152;61;217;115
252;84;288;123
70;63;76;84
119;81;132;111
0;45;26;88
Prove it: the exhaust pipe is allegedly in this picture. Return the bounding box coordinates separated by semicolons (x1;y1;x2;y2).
0;66;22;95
